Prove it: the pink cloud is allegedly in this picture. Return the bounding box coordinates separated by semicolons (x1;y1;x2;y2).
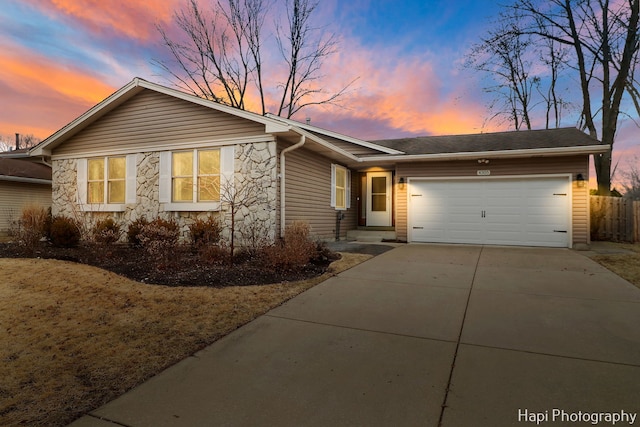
0;41;116;138
25;0;181;41
289;36;499;140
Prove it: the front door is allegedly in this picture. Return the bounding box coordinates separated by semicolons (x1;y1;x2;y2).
366;171;392;226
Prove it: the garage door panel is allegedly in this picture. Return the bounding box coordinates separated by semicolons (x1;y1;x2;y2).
409;178;570;247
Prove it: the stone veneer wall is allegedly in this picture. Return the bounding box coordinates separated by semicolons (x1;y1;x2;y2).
51;141;278;243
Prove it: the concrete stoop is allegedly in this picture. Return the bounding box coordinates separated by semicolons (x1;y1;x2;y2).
346;229;397;242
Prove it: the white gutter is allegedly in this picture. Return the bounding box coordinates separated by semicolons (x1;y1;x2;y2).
359;144;610;163
0;175;52;185
280;135;306;238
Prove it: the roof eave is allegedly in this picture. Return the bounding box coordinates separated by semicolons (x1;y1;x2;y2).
0;175;52;185
290;126;360;163
265;113;404;155
359;144;610;163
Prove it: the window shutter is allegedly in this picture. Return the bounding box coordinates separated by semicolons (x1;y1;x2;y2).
220;146;235;191
346;169;351;209
159;151;171;203
76;159;87;204
330;164;336;207
125;154;137;204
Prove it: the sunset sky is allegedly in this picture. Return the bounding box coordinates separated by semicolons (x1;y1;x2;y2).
0;0;638;187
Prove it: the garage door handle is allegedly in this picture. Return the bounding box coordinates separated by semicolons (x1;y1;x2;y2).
413;226;424;229
553;230;567;233
411;194;423;197
553;193;567;196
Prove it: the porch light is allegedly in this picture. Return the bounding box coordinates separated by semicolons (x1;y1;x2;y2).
398;177;405;190
576;173;585;188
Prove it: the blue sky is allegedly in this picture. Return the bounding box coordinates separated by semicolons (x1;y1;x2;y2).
0;0;637;188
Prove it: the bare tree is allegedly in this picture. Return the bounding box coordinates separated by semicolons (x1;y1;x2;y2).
536;35;571;129
467;20;537;130
219;177;258;263
621;157;640;199
0;136;11;152
482;0;640;195
0;134;40;152
274;0;353;117
155;0;354;118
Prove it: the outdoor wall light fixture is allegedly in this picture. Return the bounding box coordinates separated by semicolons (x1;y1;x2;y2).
577;173;585;188
399;177;405;190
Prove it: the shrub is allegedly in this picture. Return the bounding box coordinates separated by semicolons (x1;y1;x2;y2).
49;216;81;248
138;217;181;268
127;217;149;247
92;218;122;245
189;216;222;247
15;205;50;252
239;214;271;257
263;221;317;270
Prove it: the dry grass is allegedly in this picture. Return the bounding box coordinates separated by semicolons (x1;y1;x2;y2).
0;252;372;427
589;242;640;289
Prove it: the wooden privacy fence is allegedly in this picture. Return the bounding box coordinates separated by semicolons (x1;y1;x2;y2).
590;195;640;242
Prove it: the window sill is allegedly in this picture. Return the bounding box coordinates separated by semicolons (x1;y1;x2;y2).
163;202;221;212
80;204;126;212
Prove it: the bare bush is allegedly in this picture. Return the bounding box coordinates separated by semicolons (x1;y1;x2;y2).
49;216;81;248
127;217;149;247
14;205;50;254
92;218;122;245
138;218;181;269
188;216;223;247
239;213;271;257
262;221;316;270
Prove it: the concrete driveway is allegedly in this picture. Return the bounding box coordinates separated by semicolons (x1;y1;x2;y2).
70;244;640;427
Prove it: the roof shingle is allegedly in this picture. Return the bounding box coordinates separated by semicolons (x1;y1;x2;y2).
370;127;601;155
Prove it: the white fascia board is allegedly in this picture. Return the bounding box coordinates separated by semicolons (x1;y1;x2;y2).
290;127;360;163
265;113;404;155
0;175;52;185
360;144;610;163
137;79;290;133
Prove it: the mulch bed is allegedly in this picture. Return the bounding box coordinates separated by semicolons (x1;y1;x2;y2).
0;242;339;287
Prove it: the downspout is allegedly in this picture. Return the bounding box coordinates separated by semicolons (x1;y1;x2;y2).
280;134;306;238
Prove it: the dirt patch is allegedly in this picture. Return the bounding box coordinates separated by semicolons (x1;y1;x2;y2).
0;252;372;427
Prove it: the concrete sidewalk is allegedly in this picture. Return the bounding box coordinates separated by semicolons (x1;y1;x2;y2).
70;245;640;426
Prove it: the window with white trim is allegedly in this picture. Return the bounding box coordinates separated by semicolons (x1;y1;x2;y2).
331;164;351;210
87;157;125;204
159;146;233;212
171;149;220;203
77;155;136;211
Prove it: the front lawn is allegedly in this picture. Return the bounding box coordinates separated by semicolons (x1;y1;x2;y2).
587;241;640;289
0;252;372;427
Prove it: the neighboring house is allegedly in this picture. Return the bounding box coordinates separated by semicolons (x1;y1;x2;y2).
0;152;52;235
30;78;608;248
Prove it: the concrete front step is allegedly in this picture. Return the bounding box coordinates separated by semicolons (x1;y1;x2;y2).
346;229;397;242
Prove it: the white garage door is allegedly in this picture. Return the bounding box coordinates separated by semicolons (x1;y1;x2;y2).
408;177;570;247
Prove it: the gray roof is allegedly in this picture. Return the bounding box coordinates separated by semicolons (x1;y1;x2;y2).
0;158;51;181
370;127;601;155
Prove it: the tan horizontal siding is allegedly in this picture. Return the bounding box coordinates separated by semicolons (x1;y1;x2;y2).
283;145;355;240
55;89;265;156
0;181;52;234
395;156;589;245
